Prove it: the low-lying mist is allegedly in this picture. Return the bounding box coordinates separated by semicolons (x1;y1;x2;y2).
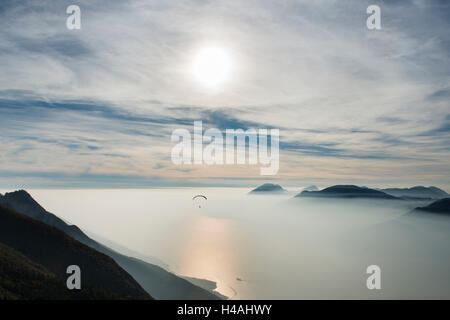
24;188;450;299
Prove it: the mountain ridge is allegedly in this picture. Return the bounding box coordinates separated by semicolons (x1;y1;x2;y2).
414;198;450;214
0;203;151;299
0;190;221;300
249;183;286;194
380;186;449;200
295;185;398;199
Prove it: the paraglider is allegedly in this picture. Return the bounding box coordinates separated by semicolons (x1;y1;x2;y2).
192;195;207;208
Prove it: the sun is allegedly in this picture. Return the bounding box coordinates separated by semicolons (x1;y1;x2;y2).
191;46;232;88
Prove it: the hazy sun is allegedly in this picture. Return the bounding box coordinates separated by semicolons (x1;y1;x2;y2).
192;46;231;88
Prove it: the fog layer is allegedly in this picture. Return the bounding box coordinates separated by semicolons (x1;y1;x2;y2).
23;188;450;299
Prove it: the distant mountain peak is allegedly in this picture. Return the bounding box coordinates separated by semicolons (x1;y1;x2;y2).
415;198;450;214
4;189;31;196
0;189;48;220
381;186;449;200
3;189;41;204
250;183;286;194
296;185;398;199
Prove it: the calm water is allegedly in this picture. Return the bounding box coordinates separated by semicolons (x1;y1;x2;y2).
14;188;450;299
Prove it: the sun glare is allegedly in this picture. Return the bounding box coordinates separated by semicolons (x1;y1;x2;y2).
191;46;231;88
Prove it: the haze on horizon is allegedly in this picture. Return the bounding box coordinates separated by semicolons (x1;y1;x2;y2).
0;0;449;190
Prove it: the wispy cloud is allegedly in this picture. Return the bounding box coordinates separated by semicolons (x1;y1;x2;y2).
0;0;449;188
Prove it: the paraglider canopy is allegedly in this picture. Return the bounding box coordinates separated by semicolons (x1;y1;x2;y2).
192;195;207;200
192;195;207;208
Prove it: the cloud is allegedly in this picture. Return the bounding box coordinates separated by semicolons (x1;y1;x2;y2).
426;88;450;102
0;0;449;188
420;114;450;135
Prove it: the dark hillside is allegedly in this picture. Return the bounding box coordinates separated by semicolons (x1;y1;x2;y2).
0;204;151;300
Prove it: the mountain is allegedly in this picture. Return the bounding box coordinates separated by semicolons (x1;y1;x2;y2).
0;204;151;299
0;242;76;300
414;198;450;215
295;185;398;199
0;190;221;300
381;186;449;200
249;183;286;194
303;185;319;192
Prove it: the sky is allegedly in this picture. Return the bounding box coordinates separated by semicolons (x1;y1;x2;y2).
0;0;449;190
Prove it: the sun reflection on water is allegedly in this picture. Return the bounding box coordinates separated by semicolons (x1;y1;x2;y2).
177;215;243;299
